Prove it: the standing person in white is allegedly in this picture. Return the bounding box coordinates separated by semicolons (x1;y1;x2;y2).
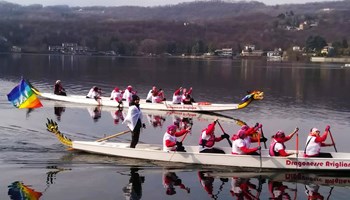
123;95;145;148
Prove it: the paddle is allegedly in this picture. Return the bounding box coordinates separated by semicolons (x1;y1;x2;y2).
95;130;131;142
258;132;262;170
216;120;232;147
176;127;191;152
296;128;299;159
328;129;337;152
259;126;267;149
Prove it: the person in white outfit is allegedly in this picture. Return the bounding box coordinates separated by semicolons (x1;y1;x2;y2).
123;85;136;105
123;95;145;148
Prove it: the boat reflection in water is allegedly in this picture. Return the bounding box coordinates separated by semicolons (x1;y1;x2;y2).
7;163;350;200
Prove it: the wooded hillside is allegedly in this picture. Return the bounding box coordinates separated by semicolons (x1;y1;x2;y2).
0;0;349;55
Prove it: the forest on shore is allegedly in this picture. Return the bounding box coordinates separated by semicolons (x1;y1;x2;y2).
0;0;349;56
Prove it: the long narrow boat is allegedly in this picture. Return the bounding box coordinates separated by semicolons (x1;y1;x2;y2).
46;119;350;172
39;90;263;112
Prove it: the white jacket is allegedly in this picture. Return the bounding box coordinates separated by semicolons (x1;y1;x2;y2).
123;105;142;131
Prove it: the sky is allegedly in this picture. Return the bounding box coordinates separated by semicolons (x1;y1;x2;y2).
1;0;341;7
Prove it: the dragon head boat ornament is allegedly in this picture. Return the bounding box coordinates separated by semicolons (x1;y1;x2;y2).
237;90;264;109
46;119;72;147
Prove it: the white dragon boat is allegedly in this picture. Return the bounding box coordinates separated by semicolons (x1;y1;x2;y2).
46;119;350;172
38;90;263;112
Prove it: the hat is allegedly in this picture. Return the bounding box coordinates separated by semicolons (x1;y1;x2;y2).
241;125;249;131
275;130;285;138
206;122;216;134
114;87;119;91
56;80;61;84
132;94;140;101
167;125;177;133
238;130;246;138
311;128;320;134
127;85;132;89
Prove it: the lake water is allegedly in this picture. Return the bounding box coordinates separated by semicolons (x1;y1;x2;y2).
1;53;350;199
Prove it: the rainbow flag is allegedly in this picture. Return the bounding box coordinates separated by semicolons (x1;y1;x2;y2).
8;181;42;200
7;79;43;109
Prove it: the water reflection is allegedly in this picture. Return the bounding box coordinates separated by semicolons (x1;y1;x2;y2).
198;171;228;199
122;167;145;200
163;170;190;195
8;181;43;200
146;114;166;128
87;106;102;122
110;108;125;125
230;176;262;199
54;106;65;121
268;180;295;199
7;164;350;200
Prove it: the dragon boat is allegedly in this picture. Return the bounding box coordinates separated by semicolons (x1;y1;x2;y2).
46;119;350;172
39;90;264;112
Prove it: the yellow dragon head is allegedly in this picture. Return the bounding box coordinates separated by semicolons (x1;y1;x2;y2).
46;119;72;147
237;90;264;109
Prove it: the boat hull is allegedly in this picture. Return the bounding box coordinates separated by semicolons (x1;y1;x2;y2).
72;141;350;171
40;93;240;112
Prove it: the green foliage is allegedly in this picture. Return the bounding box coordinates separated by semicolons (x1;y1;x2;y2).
305;35;327;52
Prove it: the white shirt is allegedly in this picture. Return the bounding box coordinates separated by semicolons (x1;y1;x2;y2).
123;89;133;104
110;90;122;102
231;138;246;155
146;90;153;101
123;105;142;131
305;136;321;156
163;132;177;151
86;88;99;98
172;94;182;104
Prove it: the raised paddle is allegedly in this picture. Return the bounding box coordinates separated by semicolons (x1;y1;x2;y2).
216;120;232;147
95;130;131;142
328;128;337;152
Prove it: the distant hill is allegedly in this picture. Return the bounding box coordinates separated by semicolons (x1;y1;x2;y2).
0;0;349;55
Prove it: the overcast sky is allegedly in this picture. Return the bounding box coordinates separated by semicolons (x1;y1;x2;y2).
1;0;340;7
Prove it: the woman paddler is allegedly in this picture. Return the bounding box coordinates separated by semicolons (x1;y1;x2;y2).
198;121;229;154
231;127;260;155
269;128;298;157
304;126;334;158
163;124;190;152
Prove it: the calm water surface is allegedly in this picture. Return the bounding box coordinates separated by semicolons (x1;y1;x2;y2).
1;53;350;199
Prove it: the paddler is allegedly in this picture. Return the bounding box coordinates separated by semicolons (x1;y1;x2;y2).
163;125;191;152
199;121;229;154
304;126;334;158
269;128;298;157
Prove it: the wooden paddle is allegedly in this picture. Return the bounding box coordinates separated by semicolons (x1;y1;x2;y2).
95;130;131;142
216;120;232;147
328;129;337;152
258;132;262;170
259;126;267;149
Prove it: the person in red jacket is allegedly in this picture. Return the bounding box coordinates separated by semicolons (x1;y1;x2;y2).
163;125;191;152
198;121;229;154
269;128;299;157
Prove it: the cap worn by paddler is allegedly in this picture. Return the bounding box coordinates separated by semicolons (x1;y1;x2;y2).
311;128;319;134
167;125;177;133
132;94;140;101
